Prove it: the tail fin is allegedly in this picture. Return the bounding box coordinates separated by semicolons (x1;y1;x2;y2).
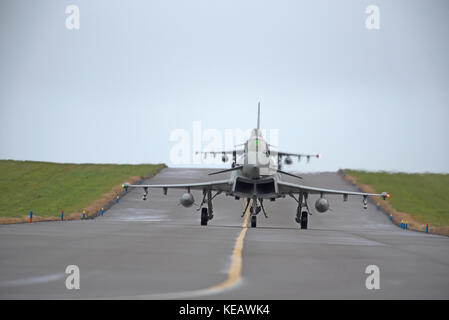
257;102;260;130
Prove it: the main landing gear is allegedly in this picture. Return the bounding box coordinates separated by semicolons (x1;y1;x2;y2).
290;193;310;230
201;207;209;226
198;189;220;226
295;209;308;229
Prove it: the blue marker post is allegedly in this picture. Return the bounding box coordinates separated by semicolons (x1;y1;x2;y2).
376;202;380;211
116;195;119;203
426;224;429;233
61;210;64;221
83;210;86;220
389;214;393;222
30;211;33;223
101;208;104;216
405;220;408;230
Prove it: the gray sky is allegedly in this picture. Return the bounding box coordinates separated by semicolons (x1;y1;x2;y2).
1;0;448;173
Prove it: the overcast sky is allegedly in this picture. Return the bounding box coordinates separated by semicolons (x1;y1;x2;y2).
1;0;448;173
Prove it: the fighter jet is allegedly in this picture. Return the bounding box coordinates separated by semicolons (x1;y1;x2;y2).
195;103;320;170
123;104;389;229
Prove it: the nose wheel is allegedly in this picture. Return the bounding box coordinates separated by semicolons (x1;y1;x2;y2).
251;215;257;228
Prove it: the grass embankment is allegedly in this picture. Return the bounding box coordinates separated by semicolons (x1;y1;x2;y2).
0;160;165;223
342;169;449;236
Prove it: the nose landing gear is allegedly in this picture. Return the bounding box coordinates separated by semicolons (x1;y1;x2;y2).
241;198;269;227
248;197;268;228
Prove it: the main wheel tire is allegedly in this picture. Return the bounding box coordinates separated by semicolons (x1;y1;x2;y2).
251;215;257;228
300;211;308;229
201;208;208;226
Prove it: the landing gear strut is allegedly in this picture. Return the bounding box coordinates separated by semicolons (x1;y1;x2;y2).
251;196;258;229
198;189;221;226
291;193;310;230
207;190;214;221
242;198;251;217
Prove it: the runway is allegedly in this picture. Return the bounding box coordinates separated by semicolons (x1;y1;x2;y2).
1;168;448;299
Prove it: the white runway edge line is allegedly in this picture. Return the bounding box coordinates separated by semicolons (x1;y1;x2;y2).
104;202;251;300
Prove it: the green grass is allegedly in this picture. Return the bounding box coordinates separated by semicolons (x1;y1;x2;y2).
344;170;449;227
0;160;165;218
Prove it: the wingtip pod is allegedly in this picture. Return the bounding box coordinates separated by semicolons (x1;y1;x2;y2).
381;192;390;200
122;182;130;189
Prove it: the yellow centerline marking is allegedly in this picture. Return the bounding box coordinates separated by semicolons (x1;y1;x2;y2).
108;200;252;299
208;200;250;291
